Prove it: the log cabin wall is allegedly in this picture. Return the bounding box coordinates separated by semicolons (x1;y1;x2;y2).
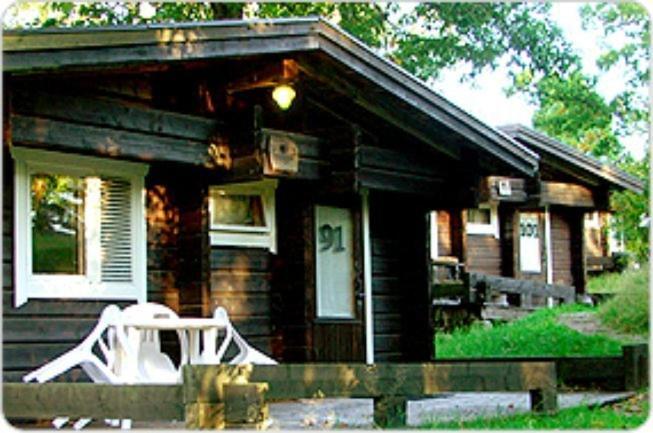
2;154;196;382
2;75;237;381
550;210;574;286
465;234;502;276
370;193;430;362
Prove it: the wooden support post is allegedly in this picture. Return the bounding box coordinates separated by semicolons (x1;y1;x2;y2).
373;396;407;428
623;344;648;391
520;293;533;309
224;383;269;429
184;402;225;430
529;387;558;413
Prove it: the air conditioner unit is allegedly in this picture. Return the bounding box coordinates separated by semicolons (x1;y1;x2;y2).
498;179;512;196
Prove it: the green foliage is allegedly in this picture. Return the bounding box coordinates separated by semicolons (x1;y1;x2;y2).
597;265;650;335
581;2;649;135
533;71;624;159
424;393;649;429
587;265;648;294
435;304;623;359
394;2;580;88
610;156;650;263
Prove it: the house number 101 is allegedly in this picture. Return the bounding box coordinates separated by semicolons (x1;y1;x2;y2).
319;224;346;252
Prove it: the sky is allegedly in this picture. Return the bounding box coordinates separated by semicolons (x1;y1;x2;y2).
426;2;647;160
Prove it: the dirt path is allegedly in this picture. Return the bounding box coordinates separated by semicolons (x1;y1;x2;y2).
557;311;646;344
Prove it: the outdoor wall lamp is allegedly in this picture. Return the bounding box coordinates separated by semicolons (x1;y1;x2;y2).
225;59;300;111
272;84;296;110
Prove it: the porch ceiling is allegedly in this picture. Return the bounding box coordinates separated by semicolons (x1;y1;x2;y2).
4;17;539;177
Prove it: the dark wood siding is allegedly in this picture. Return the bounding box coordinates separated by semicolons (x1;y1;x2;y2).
270;183;312;361
371;193;430;362
551;212;574;286
465;234;502;276
210;247;273;356
3;79;217;382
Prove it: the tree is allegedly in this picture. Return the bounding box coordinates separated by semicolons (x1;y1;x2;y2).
581;2;649;136
533;71;624;161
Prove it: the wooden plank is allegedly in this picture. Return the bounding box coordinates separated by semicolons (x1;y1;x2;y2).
4;21;320;52
358;167;444;196
358;144;448;178
183;362;557;402
469;273;575;302
13;90;221;141
210;248;270;271
3;317;96;343
3;383;183;421
11;115;210;166
540;182;596;208
4;34;319;73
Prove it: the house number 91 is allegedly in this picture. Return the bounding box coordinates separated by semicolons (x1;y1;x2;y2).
319;224;346;252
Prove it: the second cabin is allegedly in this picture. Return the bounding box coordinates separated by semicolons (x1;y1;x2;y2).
432;124;643;307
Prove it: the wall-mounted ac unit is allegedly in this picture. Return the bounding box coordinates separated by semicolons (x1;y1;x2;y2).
498;179;512;196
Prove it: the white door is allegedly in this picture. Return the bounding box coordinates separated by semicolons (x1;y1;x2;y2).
315;206;355;318
519;212;542;273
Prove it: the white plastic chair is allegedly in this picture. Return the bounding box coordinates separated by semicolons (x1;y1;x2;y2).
120;303;189;384
211;307;277;365
23;305;131;384
23;304;135;430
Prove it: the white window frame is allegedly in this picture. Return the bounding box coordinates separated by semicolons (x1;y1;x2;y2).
466;203;499;238
208;179;278;253
12;147;148;307
585;211;601;229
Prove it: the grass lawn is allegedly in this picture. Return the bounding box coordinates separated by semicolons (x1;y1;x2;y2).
595;265;649;335
424;392;649;429
587;265;648;295
435;304;623;359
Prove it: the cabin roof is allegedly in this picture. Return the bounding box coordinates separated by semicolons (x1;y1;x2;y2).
4;17;539;177
500;124;644;194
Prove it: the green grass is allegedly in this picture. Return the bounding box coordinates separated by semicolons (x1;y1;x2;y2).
588;266;649;295
435;304;623;359
597;266;650;335
423;393;649;429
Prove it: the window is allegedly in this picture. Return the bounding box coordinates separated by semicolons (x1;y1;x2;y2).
12;147;148;307
466;203;499;238
585;211;601;229
208;179;277;252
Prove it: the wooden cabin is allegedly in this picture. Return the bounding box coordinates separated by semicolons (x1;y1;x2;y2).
2;18;541;381
432;124;643;296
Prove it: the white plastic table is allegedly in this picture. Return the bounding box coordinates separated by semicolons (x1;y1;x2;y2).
121;318;227;365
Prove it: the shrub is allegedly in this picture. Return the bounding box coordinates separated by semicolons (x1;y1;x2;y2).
597;265;649;335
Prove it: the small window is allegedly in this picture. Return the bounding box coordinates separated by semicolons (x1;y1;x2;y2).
12;147;148;307
466;204;499;238
585;212;600;229
208;179;277;252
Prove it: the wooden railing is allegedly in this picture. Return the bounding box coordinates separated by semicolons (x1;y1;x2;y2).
438;344;648;392
6;344;647;428
4;361;559;429
432;271;576;313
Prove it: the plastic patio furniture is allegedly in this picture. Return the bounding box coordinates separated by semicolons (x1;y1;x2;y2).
120;302;190;384
212;306;277;365
22;304;135;430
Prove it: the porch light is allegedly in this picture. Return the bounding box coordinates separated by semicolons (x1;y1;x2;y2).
272;84;296;110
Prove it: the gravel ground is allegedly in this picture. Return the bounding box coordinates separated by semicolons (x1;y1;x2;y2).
266;392;634;429
38;391;632;430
